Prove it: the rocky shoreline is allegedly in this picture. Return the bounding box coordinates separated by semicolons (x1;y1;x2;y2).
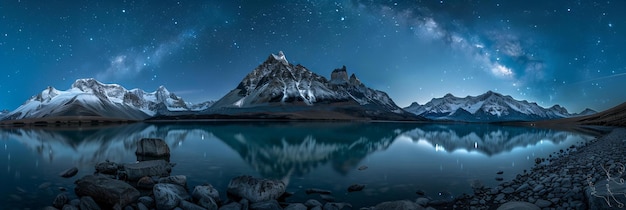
43;128;626;210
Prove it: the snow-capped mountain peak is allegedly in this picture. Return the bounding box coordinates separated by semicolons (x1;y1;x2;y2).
271;50;288;65
208;52;418;120
2;79;211;121
404;91;590;122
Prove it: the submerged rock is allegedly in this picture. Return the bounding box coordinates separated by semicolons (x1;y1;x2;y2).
347;184;365;192
74;175;140;207
123;159;172;180
59;167;78;178
79;196;101;210
305;188;332;195
227;175;286;203
52;193;68;208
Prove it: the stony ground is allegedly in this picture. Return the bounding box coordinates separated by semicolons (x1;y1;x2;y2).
445;127;626;210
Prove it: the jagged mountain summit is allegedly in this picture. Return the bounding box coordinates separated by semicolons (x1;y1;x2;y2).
404;91;595;122
2;78;203;121
206;51;419;120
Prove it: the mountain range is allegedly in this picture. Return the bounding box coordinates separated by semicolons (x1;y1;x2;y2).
404;91;596;122
202;51;418;120
1;78;212;122
0;51;619;124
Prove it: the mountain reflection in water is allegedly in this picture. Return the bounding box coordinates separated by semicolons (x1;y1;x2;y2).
0;122;593;208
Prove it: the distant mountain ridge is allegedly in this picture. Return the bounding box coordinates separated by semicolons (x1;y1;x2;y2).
1;78;211;121
404;91;597;122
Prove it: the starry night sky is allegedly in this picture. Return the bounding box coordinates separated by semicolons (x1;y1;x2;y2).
1;0;625;112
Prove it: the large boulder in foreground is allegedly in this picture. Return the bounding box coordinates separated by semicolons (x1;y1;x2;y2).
226;175;286;203
153;183;191;210
586;178;626;209
74;175;140;207
136;138;171;161
123;159;172;180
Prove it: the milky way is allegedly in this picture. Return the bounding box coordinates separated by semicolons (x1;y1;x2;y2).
1;0;624;112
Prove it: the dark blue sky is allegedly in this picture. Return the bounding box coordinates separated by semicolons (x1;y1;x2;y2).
1;0;624;112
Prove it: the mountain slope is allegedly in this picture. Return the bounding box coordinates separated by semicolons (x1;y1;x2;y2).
2;79;197;121
205;51;420;120
534;102;626;127
405;91;594;122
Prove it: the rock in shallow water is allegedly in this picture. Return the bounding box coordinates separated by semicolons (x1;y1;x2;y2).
123;159;172;180
95;161;118;175
227;175;285;203
136;138;171;161
59;167;78;178
74;175;139;207
348;184;365;192
192;184;220;206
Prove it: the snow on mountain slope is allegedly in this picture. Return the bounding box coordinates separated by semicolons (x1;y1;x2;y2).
404;91;591;122
208;51;416;120
2;78;201;121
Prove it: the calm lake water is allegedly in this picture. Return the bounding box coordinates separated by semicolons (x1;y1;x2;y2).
0;122;594;208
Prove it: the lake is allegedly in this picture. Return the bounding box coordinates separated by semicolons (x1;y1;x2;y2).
0;122;594;208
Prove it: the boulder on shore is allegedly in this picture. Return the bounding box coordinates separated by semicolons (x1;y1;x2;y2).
123;159;172;180
74;175;140;207
227;175;286;203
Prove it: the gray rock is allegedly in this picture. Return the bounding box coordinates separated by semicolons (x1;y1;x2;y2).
62;204;79;210
197;197;218;210
227;175;286;203
284;203;307;210
534;199;551;208
586;178;626;209
532;184;544;193
219;202;242;210
137;176;156;189
347;184;365;192
74;175;139;207
305;188;332;194
154;183;191;210
53;193;69;208
79;196;101;210
250;200;282;210
323;202;352;210
136;138;171;160
42;207;57;210
496;201;540;210
179;200;206;210
515;183;529;192
320;194;335;202
415;197;429;206
305;199;323;207
311;207;322;210
495;194;505;202
123;159;172;180
59;167;78;178
95;161;119;175
373;200;424;210
159;175;188;188
137;203;149;210
192;184;220;205
501;187;514;194
69;199;80;207
138;196;154;208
